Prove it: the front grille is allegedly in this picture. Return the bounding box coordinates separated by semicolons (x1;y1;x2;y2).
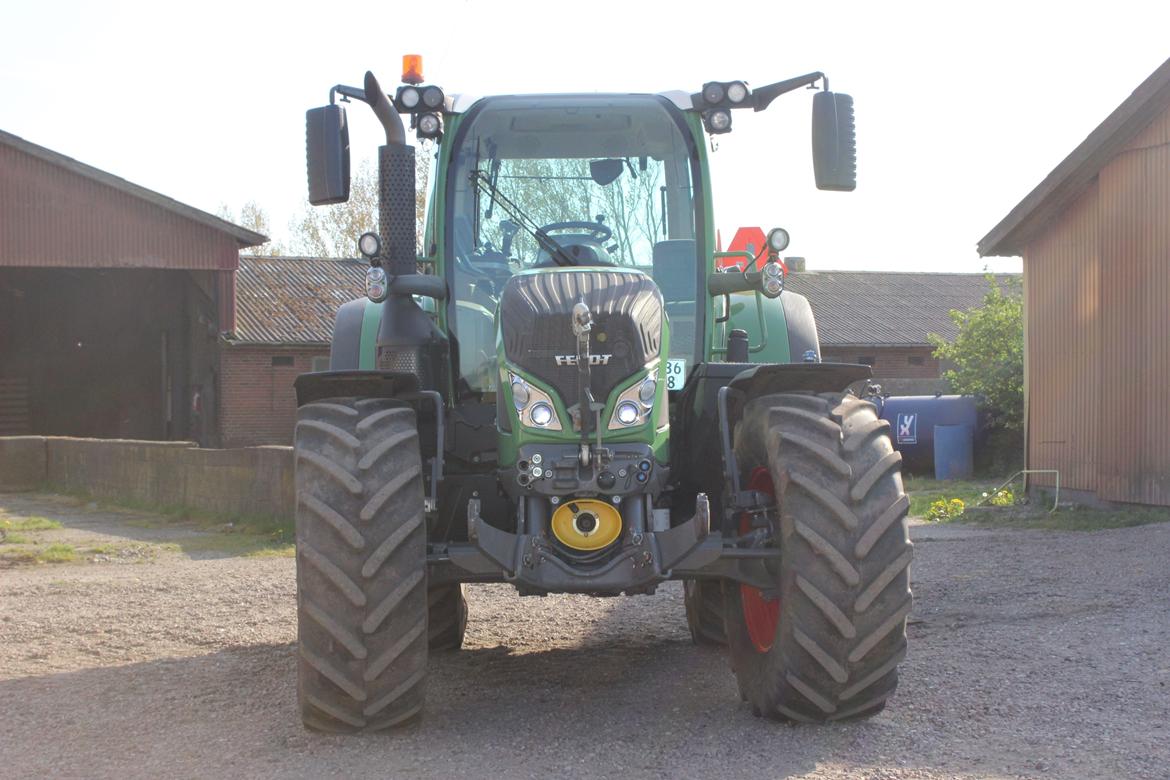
500;271;663;407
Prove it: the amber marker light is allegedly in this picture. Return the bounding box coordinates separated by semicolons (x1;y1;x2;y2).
402;54;424;85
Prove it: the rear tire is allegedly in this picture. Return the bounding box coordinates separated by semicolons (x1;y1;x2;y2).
724;392;912;722
428;584;468;650
295;398;428;733
684;579;727;646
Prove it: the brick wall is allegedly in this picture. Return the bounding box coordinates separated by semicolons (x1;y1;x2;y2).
820;346;941;380
219;346;329;448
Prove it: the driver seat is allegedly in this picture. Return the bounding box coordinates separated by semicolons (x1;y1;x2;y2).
652;239;696;304
652;239;697;355
535;241;613;268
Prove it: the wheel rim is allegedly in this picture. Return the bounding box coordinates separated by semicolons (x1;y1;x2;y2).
740;466;780;653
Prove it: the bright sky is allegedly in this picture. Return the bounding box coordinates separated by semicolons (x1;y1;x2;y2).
3;1;1167;272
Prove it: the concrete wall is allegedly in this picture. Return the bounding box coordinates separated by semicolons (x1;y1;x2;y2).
0;436;48;491
0;436;293;520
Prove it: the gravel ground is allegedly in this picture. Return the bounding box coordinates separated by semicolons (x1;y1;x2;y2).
2;493;1169;779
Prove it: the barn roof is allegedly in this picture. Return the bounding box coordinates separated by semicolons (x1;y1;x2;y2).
229;256;365;345
978;57;1170;257
784;271;1017;347
0;129;267;250
230;258;1014;349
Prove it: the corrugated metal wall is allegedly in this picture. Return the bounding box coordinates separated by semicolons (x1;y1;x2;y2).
0;144;239;270
1024;182;1099;492
1096;113;1170;505
1024;103;1170;506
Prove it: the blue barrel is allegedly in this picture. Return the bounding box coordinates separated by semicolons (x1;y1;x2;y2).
933;424;974;480
875;395;978;473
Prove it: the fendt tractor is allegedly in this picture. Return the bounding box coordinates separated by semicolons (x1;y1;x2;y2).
292;55;912;732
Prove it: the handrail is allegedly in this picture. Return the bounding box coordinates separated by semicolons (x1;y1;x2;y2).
711;251;769;356
974;469;1060;514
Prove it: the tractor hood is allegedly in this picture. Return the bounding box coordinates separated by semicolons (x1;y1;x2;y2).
499;268;664;430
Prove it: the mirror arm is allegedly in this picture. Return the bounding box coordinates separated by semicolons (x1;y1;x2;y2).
752;71;825;112
329;84;368;105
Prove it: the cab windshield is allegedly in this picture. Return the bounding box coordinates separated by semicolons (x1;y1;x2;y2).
447;95;702;392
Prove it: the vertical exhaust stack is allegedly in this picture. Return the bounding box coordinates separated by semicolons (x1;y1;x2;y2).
364;71;417;277
363;71;448;392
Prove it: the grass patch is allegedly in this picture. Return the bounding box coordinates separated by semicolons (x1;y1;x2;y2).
0;516;63;532
1;533;31;545
40;486;295;559
172;532;295;558
37;543;77;563
963;505;1170;531
903;476;1002;518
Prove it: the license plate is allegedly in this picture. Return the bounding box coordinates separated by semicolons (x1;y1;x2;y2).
666;359;687;391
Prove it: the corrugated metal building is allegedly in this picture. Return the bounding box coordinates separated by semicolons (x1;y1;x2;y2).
979;58;1170;506
0;130;265;443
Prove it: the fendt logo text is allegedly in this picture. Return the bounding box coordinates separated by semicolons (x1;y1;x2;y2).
554;354;613;366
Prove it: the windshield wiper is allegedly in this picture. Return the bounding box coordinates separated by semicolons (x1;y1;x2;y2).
468;170;577;268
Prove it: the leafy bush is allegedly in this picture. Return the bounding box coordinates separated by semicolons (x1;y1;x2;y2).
930;276;1023;432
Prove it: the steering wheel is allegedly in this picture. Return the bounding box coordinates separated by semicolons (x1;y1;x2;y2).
538;220;613;243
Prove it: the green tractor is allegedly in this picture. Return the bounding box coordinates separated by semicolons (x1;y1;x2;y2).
294;58;912;732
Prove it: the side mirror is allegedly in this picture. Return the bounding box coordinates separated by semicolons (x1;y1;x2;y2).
306;105;351;205
811;91;856;192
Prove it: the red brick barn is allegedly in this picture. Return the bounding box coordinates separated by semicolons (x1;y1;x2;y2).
218;256;364;447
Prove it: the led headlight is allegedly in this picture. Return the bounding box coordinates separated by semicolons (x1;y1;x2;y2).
608;370;658;429
511;378;530;409
615;401;640;426
358;231;381;258
509;373;562;430
726;81;750;104
530;402;554;427
397;86;421;110
417;112;442;138
767;227;790;253
638;376;657;404
701;82;725;105
421;86;444;109
704;109;732;134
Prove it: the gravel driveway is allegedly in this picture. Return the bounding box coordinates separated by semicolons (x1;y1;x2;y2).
1;493;1168;779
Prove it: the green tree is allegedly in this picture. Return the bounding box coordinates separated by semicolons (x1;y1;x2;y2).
289;147;433;258
929;276;1024;430
216;201;283;255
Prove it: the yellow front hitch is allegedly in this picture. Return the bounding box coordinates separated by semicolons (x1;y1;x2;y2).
550;499;622;551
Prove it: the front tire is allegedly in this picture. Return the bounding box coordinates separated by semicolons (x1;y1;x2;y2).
294;398;429;733
724;392;912;722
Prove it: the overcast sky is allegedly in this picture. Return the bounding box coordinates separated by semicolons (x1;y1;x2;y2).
3;1;1167;272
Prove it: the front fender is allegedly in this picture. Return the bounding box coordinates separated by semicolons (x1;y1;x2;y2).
294;370;419;407
727;362;871;400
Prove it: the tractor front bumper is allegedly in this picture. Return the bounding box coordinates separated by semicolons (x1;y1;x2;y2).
438;494;725;595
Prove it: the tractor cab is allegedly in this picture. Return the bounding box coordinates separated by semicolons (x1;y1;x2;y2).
444;94;704;397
